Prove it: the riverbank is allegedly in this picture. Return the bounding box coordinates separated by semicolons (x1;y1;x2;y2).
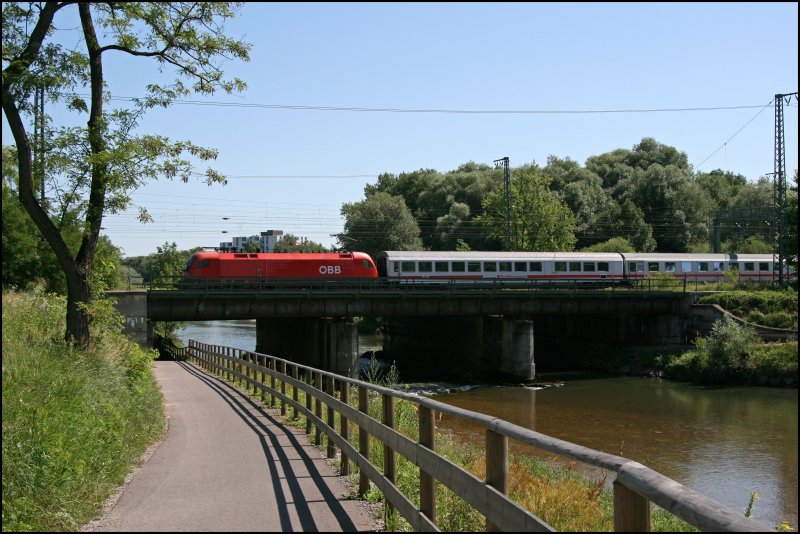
2;290;166;532
581;320;798;389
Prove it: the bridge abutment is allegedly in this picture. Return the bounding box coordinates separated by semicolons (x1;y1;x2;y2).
256;318;358;377
107;290;152;348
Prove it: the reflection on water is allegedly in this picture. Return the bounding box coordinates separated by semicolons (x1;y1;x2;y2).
178;320;258;351
436;374;798;529
176;321;798;529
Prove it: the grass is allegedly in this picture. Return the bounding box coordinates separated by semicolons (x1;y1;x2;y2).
696;288;798;330
2;290;166;532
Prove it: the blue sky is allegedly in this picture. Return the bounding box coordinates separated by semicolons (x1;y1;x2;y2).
5;2;799;257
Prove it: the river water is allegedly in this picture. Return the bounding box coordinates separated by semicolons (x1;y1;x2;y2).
177;320;798;529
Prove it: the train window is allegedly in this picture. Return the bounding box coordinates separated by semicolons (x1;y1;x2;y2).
401;261;415;272
499;262;512;272
583;262;596;272
698;262;709;272
648;262;659;272
249;254;258;258
682;261;692;272
529;262;543;272
628;262;638;273
452;262;465;272
418;262;433;273
713;262;723;272
468;262;481;272
665;262;676;272
393;262;400;273
514;262;527;272
744;262;755;272
598;262;609;272
728;263;739;271
759;262;770;271
362;260;373;269
555;262;567;273
569;262;581;272
435;262;449;273
235;253;247;258
197;259;210;269
183;256;194;272
483;262;497;272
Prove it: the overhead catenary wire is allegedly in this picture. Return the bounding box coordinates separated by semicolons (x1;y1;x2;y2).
63;92;779;115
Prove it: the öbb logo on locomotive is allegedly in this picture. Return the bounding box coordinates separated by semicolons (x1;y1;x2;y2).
319;265;342;275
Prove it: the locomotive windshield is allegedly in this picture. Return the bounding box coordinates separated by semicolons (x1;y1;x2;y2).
183;255;195;273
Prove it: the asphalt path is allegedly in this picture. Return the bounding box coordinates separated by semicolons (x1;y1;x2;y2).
82;360;381;532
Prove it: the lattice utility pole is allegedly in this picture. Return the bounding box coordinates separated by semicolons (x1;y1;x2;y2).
494;157;511;249
774;92;797;285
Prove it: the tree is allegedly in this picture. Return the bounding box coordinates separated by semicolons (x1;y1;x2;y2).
2;3;250;349
3;145;122;292
696;169;747;212
786;171;798;272
336;192;423;258
581;237;635;253
242;241;261;253
434;199;470;250
274;234;328;253
475;166;577;251
543;155;615;248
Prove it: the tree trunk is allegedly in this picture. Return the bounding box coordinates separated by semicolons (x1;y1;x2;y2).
65;274;92;351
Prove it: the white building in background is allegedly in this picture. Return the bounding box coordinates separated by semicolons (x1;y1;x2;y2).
259;230;284;252
220;230;284;252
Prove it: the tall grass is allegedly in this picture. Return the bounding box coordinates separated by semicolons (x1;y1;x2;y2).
2;290;166;532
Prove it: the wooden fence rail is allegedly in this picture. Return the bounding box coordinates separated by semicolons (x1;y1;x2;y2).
182;339;768;532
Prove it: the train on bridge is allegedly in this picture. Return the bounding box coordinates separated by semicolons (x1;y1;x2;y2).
180;250;789;287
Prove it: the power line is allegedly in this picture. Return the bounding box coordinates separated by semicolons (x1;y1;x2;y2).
63;92;776;115
695;99;775;170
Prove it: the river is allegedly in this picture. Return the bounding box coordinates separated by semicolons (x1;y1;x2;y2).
177;320;798;529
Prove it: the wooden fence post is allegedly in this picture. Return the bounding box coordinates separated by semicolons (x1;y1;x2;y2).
292;364;299;419
358;386;370;496
340;381;350;476
327;375;336;459
419;405;436;524
613;480;651;532
280;360;287;416
382;393;396;517
259;355;266;402
270;358;277;408
314;372;322;446
485;429;507;532
305;371;313;434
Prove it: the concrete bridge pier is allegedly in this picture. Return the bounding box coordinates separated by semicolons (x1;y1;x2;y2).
256;318;359;377
502;319;535;380
383;316;535;382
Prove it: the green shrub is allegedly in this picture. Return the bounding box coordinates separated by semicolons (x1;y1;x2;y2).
702;316;760;380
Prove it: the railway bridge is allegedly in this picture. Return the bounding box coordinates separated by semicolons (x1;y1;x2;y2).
109;281;697;381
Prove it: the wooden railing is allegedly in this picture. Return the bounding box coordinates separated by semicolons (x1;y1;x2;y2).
153;333;188;360
185;340;768;532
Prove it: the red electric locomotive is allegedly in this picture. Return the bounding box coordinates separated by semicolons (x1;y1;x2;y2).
181;250;378;288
